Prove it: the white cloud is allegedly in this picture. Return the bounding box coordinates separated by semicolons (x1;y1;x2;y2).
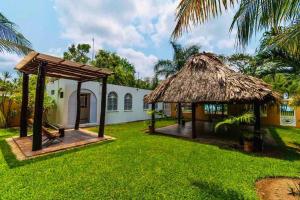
53;0;257;77
117;48;158;77
179;8;239;55
217;38;235;49
0;53;22;74
47;47;64;57
54;0;177;49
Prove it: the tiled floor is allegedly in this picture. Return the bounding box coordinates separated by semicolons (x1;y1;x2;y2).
155;121;216;138
8;129;114;160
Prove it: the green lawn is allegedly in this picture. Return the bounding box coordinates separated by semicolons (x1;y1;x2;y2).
0;120;299;199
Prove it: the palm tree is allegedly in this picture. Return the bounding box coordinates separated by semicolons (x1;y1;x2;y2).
172;0;300;54
154;41;200;125
0;12;31;55
256;28;300;76
154;41;200;78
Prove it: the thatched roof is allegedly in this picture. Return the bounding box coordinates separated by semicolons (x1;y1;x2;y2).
145;52;280;104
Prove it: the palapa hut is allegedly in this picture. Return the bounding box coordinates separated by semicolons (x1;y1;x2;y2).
145;52;280;145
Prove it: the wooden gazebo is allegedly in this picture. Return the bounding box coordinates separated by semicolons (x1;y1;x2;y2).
16;51;113;151
145;53;280;147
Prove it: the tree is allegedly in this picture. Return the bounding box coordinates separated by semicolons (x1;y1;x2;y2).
226;53;258;76
154;41;200;78
63;44;91;64
257;28;300;75
92;49;136;87
172;0;300;54
0;12;31;55
263;73;300;96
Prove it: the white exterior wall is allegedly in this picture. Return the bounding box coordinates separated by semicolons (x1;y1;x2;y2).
46;79;162;128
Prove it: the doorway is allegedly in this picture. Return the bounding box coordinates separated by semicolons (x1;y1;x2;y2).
280;104;296;127
80;93;90;123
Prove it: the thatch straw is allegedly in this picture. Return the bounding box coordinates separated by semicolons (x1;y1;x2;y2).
145;52;280;104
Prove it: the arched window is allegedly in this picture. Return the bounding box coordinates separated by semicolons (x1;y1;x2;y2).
143;95;149;110
124;93;132;111
107;92;118;111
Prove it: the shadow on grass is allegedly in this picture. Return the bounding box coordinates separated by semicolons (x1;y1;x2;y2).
154;129;300;161
268;127;300;161
0;139;114;169
190;179;243;199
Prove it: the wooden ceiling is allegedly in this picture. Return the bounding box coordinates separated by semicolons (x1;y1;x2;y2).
16;51;113;81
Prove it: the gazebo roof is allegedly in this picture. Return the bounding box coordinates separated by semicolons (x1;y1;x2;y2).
16;51;113;81
145;52;280;104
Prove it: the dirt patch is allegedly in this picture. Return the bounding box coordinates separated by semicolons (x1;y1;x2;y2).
256;177;300;200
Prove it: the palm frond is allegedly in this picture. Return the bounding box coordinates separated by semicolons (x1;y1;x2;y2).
215;112;254;132
230;0;300;48
0;12;32;55
154;60;175;78
273;22;300;57
172;0;236;38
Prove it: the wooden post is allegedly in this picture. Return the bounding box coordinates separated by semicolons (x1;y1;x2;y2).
151;103;155;133
32;62;47;151
74;81;82;130
253;102;262;151
254;102;261;132
20;73;29;137
98;76;107;137
191;103;196;139
177;102;181;125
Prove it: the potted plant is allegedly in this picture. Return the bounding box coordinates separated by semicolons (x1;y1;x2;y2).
214;112;255;151
145;109;167;133
243;132;254;152
144;119;154;133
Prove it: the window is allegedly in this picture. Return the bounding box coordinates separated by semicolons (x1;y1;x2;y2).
107;92;118;111
143;95;149;110
51;90;55;95
124;93;132;111
60;92;64;98
181;103;192;113
204;104;227;115
243;104;267;117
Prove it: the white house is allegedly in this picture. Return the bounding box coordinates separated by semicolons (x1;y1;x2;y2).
46;79;170;128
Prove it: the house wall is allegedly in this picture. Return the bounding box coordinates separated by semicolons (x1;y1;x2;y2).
46;80;162;128
296;107;300;128
170;103;296;127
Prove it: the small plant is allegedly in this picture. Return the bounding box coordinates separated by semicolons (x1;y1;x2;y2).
214;112;254;132
243;131;254;141
144;109;167;133
288;182;300;196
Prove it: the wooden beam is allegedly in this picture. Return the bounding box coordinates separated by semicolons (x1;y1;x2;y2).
191;103;196;139
20;73;29;137
25;62;107;78
74;81;82;130
151;103;155;133
15;51;39;70
98;76;107;137
32;62;47;151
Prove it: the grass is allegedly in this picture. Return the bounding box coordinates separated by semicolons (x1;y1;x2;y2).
268;126;300;149
0;119;299;199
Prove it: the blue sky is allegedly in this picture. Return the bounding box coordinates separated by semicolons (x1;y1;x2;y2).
0;0;260;78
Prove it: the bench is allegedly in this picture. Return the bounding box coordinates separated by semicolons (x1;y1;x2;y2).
28;119;65;147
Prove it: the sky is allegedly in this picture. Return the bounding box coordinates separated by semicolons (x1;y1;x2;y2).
0;0;261;78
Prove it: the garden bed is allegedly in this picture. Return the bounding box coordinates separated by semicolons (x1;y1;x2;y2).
256;177;300;200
